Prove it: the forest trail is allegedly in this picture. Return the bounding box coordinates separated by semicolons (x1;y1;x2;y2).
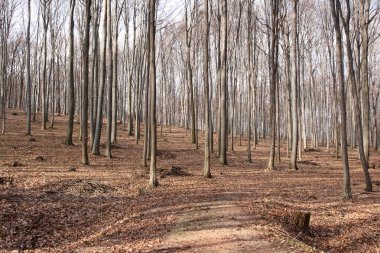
156;201;293;253
76;200;306;253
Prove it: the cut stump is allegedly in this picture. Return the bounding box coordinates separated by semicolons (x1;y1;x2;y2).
291;211;311;233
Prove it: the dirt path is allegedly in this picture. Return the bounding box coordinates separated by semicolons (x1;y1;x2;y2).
155;201;305;253
70;201;311;253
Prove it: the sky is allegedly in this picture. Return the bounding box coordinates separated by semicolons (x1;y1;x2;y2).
159;0;185;23
8;0;188;43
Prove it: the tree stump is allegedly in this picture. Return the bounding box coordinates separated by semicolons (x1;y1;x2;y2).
291;211;311;233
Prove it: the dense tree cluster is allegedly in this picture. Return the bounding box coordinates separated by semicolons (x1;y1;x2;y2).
0;0;379;196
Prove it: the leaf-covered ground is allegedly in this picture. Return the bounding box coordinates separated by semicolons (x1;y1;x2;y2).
1;111;380;252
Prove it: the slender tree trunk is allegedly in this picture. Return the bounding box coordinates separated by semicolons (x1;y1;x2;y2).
127;6;136;136
340;0;372;192
184;1;196;146
105;0;113;159
360;0;370;163
90;1;99;146
82;0;92;165
219;0;227;165
247;0;253;163
330;0;351;198
65;0;76;145
92;0;107;155
203;0;211;178
148;0;158;188
290;0;299;170
111;0;119;144
143;34;150;167
41;3;49;131
50;28;55;129
26;0;32;135
267;0;279;170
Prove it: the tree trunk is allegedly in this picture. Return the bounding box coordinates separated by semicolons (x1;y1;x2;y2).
290;0;299;170
111;0;119;144
360;0;370;163
203;0;211;178
247;0;253;163
330;0;352;199
92;0;107;155
26;0;32;135
82;0;92;165
267;0;279;170
340;0;372;192
105;0;113;159
41;2;49;131
65;0;75;145
219;0;227;165
148;0;158;188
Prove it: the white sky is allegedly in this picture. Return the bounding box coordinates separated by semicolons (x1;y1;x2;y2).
7;0;186;42
158;0;185;23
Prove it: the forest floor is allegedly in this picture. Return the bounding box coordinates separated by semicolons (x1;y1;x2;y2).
1;110;380;253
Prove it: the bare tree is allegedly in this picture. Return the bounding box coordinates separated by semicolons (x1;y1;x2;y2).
247;0;253;163
290;0;299;170
65;0;75;145
219;0;227;165
111;0;123;144
203;0;211;178
267;0;280;170
40;0;51;130
26;0;32;135
81;0;92;165
149;0;158;187
360;0;371;163
105;0;113;159
92;0;108;155
184;0;197;147
330;0;352;198
339;0;372;192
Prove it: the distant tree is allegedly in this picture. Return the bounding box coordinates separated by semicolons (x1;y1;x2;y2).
247;0;253;163
26;0;32;135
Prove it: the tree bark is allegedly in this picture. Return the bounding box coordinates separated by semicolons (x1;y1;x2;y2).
290;0;299;170
267;0;279;170
26;0;32;135
65;0;75;145
340;0;372;192
111;0;119;144
219;0;227;165
360;0;370;163
149;0;158;187
92;0;107;155
82;0;92;165
330;0;352;199
203;0;211;178
105;0;113;159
